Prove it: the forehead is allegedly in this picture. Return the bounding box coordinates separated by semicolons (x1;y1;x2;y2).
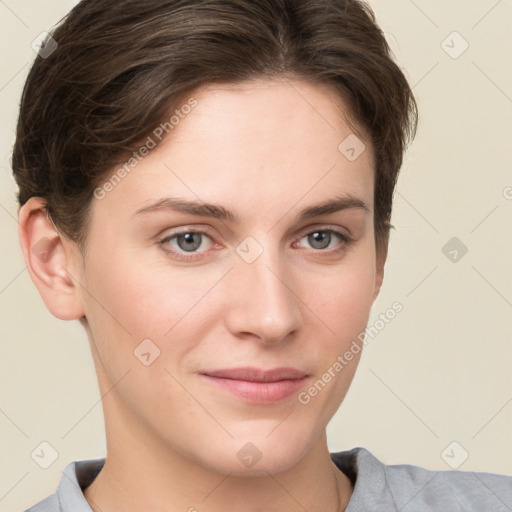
180;77;370;156
94;78;375;223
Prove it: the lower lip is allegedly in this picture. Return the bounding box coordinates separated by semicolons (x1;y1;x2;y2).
201;375;309;404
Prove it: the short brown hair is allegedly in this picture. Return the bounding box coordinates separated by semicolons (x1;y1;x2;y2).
12;0;417;256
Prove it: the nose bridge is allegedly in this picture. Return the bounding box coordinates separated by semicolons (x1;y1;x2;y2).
226;239;302;343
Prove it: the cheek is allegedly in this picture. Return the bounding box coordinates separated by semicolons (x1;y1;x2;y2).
81;244;224;372
296;265;373;422
300;244;376;398
313;253;376;337
85;246;180;333
80;247;202;415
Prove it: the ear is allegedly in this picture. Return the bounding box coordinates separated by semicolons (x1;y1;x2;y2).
372;238;388;303
17;197;86;321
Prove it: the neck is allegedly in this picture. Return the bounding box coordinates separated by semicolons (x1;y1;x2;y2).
83;401;353;512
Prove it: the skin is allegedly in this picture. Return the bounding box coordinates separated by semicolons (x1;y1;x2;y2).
18;77;387;512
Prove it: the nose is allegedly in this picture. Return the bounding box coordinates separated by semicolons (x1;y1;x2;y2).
223;244;303;345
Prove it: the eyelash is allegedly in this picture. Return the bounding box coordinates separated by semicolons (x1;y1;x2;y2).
158;227;353;262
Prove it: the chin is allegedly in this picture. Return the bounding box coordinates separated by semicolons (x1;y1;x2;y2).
194;425;317;477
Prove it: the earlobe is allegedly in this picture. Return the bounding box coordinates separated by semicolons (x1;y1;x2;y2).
17;197;86;321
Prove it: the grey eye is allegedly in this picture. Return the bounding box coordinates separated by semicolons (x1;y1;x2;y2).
306;231;333;250
176;232;204;252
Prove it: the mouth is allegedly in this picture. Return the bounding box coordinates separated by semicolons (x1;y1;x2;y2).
200;367;310;404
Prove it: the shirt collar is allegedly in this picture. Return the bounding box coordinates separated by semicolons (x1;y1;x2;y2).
331;447;397;511
56;458;104;511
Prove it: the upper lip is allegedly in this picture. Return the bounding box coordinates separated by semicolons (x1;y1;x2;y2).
202;367;308;382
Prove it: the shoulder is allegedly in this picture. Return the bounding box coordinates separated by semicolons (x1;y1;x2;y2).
331;447;512;512
23;493;60;512
383;455;512;511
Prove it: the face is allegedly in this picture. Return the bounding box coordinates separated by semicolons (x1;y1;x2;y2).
73;78;384;475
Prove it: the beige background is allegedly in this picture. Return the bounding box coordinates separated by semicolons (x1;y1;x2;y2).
1;0;511;510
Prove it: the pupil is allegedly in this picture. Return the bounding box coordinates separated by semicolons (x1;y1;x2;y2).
309;231;330;249
179;233;201;251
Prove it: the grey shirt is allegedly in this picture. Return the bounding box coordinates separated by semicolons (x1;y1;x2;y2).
24;447;512;511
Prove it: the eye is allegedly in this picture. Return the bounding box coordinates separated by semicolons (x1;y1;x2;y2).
158;227;353;262
295;229;352;252
159;230;214;261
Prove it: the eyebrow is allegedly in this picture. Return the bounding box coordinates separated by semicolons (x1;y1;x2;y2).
132;195;370;222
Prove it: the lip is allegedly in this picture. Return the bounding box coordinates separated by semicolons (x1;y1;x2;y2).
200;366;309;404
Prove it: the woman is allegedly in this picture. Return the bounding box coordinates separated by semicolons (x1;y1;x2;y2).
13;0;511;510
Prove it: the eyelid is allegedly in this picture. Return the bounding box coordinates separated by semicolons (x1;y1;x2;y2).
158;223;351;244
296;223;351;240
157;225;216;242
158;224;353;262
158;228;216;261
